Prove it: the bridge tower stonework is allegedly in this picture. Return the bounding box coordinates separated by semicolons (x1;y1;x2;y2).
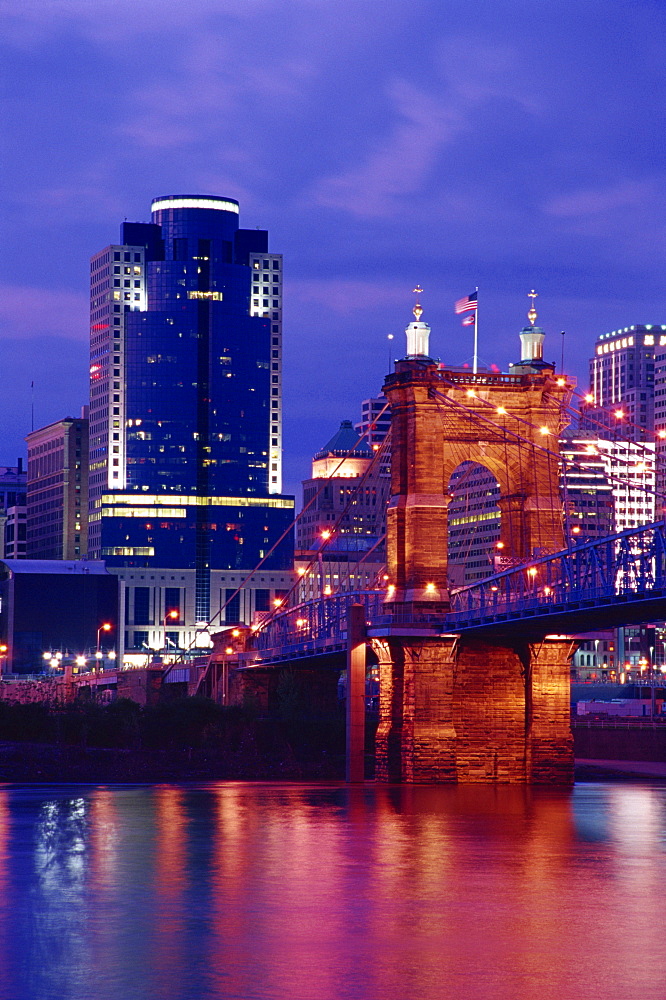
376;304;575;783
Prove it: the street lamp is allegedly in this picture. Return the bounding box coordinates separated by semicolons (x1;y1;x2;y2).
163;609;178;652
95;623;112;672
319;529;332;602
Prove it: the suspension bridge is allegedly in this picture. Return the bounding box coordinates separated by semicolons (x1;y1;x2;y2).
186;298;666;786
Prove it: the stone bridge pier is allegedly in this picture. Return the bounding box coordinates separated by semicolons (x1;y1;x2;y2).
372;636;574;783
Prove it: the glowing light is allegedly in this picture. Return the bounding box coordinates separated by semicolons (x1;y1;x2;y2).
151;196;239;214
585;393;594;403
42;651;51;660
539;426;549;435
188;290;223;301
232;629;240;637
321;529;332;540
387;584;395;597
659;430;666;440
495;541;505;550
615;409;624;419
544;586;552;596
466;389;475;398
490;586;498;592
425;582;436;593
572;526;581;534
324;585;332;595
298;567;306;576
273;598;283;607
556;378;566;386
225;647;233;655
296;618;306;627
527;567;537;577
496;406;507;415
76;656;86;667
382;574;389;581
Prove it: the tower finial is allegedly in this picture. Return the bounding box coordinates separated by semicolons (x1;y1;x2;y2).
527;288;538;326
413;285;423;322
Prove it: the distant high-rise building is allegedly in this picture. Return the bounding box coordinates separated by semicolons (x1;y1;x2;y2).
653;341;666;507
297;420;388;552
25;415;89;560
354;396;391;476
0;463;26;560
296;418;390;597
88;195;294;626
4;507;26;559
447;462;501;588
585;324;664;440
559;432;615;543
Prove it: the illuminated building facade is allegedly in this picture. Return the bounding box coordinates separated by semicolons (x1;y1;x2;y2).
560;433;655;540
25;415;89;560
88;195;293;626
586;324;662;440
296;419;390;598
559;433;615;543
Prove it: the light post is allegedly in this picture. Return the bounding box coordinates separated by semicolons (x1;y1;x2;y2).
96;623;112;672
0;644;7;675
163;609;178;654
319;529;331;604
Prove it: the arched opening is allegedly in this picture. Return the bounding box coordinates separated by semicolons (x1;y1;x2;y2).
447;461;501;589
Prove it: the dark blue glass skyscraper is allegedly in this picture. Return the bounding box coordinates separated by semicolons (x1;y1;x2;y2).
89;196;293;622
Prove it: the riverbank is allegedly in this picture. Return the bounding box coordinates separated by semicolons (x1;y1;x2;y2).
3;741;666;784
0;740;348;783
574;758;666;781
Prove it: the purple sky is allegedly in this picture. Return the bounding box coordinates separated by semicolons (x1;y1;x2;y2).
2;0;666;498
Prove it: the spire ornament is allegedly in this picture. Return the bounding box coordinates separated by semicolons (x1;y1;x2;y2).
413;285;424;322
405;285;431;358
527;289;538;326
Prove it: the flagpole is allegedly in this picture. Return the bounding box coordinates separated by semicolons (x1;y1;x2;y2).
472;287;478;374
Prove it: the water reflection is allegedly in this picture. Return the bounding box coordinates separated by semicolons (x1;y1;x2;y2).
0;782;664;1000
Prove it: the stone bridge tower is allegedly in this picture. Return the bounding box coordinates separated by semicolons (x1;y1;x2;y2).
375;293;575;783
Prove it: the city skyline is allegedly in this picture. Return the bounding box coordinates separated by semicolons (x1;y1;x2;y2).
2;0;666;497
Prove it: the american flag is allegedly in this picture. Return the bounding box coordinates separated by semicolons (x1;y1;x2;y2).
454;291;478;314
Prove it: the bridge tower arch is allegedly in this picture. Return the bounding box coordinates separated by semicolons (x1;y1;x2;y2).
377;297;575;783
385;364;569;609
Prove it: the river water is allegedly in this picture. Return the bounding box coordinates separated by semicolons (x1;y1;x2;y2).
0;781;665;1000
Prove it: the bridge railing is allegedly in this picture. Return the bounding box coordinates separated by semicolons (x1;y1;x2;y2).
251;590;455;658
252;591;385;654
448;520;666;624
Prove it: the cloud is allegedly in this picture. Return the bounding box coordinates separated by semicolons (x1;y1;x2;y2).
544;180;656;218
115;32;316;156
309;78;466;217
288;277;407;316
307;36;542;219
0;285;88;341
2;0;262;47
